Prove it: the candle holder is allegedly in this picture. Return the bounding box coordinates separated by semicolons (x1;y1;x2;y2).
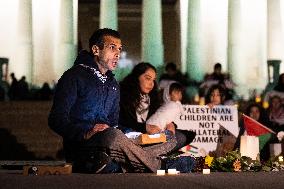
167;169;177;175
156;170;165;176
240;135;259;160
202;168;210;174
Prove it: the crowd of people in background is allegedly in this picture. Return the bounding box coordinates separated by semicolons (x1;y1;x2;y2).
0;72;54;101
2;61;283;130
1;61;284;136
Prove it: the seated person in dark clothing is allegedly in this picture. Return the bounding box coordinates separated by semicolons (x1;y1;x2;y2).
159;62;189;88
206;63;225;82
17;76;29;100
8;73;18;100
38;82;53;100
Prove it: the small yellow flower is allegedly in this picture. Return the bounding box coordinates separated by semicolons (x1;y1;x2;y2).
205;155;214;167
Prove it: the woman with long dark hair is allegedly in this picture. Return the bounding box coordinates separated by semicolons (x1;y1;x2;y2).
119;62;195;151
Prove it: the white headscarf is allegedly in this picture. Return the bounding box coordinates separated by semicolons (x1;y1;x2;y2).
162;80;176;103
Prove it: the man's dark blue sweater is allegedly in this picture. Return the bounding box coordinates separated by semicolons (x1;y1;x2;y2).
48;50;120;142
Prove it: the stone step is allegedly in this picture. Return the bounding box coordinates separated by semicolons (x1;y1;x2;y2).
0;102;63;160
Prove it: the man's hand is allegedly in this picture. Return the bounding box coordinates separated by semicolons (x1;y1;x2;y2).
84;123;110;140
165;122;175;135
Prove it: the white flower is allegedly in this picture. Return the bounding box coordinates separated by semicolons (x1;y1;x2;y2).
277;131;284;142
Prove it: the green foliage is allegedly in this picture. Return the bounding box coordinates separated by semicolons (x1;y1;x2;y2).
198;149;284;172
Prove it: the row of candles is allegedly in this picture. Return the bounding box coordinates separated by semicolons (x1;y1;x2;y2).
193;94;269;109
156;168;210;176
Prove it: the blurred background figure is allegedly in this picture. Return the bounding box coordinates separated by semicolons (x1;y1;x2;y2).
264;73;284;106
267;95;284;133
199;63;236;105
205;63;224;82
159;62;188;88
8;73;18;100
38;82;53;100
159;62;191;103
17;76;29;100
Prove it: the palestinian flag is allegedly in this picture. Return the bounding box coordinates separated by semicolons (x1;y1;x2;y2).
243;114;275;150
179;144;198;155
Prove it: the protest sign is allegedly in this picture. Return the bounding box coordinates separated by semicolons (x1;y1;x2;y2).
174;105;239;157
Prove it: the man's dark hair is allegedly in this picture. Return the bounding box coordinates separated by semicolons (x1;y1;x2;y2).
88;28;121;52
169;82;184;94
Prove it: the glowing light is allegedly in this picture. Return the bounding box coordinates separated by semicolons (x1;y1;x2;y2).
263;101;269;109
255;95;261;103
234;103;239;109
199;97;205;105
194;94;200;103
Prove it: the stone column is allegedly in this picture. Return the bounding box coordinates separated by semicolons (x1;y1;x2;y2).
267;0;284;61
16;0;33;83
176;0;188;74
227;0;244;96
186;0;202;82
254;0;267;90
142;0;164;75
100;0;118;30
57;0;77;78
228;0;267;98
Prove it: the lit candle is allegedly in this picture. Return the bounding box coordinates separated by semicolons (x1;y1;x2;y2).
240;135;259;160
157;170;165;175
168;169;177;175
279;156;283;162
202;169;210;174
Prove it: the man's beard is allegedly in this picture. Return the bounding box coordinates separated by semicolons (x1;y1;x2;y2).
99;60;110;70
